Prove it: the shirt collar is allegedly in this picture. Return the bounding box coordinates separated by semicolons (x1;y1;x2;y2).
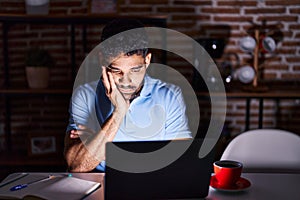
140;74;153;98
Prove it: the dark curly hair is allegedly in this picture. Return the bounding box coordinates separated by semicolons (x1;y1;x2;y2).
99;19;149;65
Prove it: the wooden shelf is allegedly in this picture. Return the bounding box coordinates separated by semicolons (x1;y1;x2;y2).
0;151;67;180
197;80;300;99
197;89;300;99
0;88;72;95
0;14;167;26
0;151;66;166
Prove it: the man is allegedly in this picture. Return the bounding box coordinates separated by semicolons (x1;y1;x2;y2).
64;19;191;172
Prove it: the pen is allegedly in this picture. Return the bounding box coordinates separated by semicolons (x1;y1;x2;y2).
0;173;28;189
10;175;55;192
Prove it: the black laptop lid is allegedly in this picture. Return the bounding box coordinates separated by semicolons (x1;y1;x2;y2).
105;139;215;199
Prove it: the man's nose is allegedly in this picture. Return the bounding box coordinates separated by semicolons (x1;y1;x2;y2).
119;73;132;84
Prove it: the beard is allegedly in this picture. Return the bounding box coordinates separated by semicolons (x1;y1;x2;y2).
117;84;143;101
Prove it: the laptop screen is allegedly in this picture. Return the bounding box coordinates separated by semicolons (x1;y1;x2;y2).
105;139;215;199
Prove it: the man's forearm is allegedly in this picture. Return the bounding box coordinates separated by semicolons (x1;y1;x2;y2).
64;137;102;172
64;110;125;172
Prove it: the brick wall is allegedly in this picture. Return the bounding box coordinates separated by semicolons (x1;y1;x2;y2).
0;0;300;149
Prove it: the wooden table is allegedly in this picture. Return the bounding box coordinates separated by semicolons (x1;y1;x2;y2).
2;172;299;199
209;173;300;200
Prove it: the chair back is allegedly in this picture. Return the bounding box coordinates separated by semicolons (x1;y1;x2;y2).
221;129;300;173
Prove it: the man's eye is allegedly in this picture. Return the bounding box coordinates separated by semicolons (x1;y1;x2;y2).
131;68;142;73
111;69;121;74
131;66;143;73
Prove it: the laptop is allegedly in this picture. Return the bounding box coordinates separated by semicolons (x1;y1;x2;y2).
105;139;215;199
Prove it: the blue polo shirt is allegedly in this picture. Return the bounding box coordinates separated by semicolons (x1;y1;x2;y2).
67;74;192;171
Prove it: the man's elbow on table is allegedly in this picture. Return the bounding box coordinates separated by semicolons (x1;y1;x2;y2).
64;136;99;172
64;146;100;172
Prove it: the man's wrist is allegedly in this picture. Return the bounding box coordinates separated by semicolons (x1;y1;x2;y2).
113;107;127;121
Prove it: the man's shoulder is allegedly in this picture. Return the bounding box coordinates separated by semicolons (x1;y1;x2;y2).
146;75;181;94
72;80;101;96
74;80;100;91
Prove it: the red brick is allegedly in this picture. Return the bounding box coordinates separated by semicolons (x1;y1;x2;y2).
264;57;282;63
8;32;39;39
209;32;231;38
194;15;211;21
157;7;195;13
228;32;244;38
289;24;300;30
167;22;195;29
0;1;24;8
70;8;88;14
282;41;300;47
242;23;284;33
218;0;257;6
226;112;245;117
172;15;197;21
201;8;240;14
257;16;298;22
286;57;300;63
119;6;153;13
264;64;289;70
130;0;169;4
214;16;253;22
265;0;300;6
281;73;300;79
174;0;211;6
29;39;68;47
290;8;300;14
245;8;286;14
41;31;70;38
50;1;82;8
28;24;68;31
276;48;297;54
281;31;294;38
0;10;25;15
181;30;199;37
200;24;234;31
263;73;277;79
293;66;300;71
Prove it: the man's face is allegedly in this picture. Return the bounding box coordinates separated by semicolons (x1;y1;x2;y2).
107;53;151;101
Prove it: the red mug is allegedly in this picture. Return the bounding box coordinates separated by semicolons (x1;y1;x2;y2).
259;35;276;53
213;160;243;188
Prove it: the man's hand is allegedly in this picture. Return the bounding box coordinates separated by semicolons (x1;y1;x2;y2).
70;125;95;139
102;66;129;116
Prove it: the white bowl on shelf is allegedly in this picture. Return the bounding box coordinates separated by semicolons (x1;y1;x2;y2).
237;66;255;84
240;36;256;53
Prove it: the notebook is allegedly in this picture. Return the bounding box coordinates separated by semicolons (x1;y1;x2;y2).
105;139;215;199
0;173;100;200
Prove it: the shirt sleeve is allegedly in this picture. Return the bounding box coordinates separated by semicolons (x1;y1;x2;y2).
164;85;192;140
66;83;100;133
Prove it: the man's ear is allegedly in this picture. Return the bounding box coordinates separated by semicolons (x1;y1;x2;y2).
99;52;105;66
99;52;110;67
145;53;152;68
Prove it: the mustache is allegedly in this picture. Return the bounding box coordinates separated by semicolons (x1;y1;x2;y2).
117;84;136;90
